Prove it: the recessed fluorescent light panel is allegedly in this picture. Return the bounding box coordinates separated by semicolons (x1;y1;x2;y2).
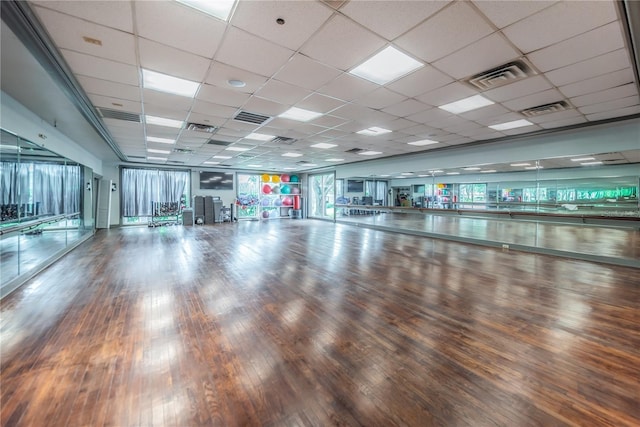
246;133;275;141
175;0;236;21
357;127;391;136
510;163;531;167
525;166;544;170
145;115;184;129
408;139;438;146
463;167;481;171
147;156;167;161
225;146;252;152
146;136;176;144
212;155;232;159
147;148;171;154
580;161;603;166
326;158;344;162
279;107;322;122
142;69;199;98
281;152;303;157
311;142;338;149
480;170;497;173
489;119;533;131
571;157;595;162
349;45;424;85
247;164;262;167
439;94;494;114
446;172;460;175
358;151;383;156
204;161;220;165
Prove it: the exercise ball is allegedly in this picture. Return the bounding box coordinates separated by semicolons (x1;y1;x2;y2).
282;196;292;206
271;175;280;183
271;185;280;194
262;210;269;219
262;184;272;194
281;185;291;194
274;198;282;206
262;173;271;182
291;187;300;194
261;198;270;206
269;209;278;218
280;174;290;182
290;175;299;182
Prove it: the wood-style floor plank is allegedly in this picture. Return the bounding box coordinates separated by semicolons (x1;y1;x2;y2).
1;220;639;426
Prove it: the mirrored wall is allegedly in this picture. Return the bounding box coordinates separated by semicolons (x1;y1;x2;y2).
0;129;93;296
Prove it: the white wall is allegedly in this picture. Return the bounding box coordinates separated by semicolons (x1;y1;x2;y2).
102;162;121;226
1;92;103;174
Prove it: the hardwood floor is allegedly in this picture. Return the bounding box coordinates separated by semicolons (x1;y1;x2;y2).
1;220;639;426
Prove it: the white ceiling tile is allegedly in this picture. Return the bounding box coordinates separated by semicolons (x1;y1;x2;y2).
254;80;311;105
88;94;141;113
204;63;269;94
538;116;588;129
297;93;345;113
433;33;520;80
416;82;477;107
382;99;430;117
384;118;420;132
559;69;635;99
502;88;566;111
217;27;294;77
472;0;555;29
230;1;333;50
459;104;510;121
501;124;542;136
273;54;342;91
503;1;617;53
135;1;226;58
34;7;136;65
76;76;140;102
144;124;182;138
353;88;408;110
61;49;138;85
138;38;211;82
143;105;189;121
527;21;625;72
103;119;144;134
309;115;350;128
31;0;133;32
317;73;378;102
241;96;290;116
406;107;453;124
545;49;631;87
578;95;640;115
340;0;449;40
475;112;526;126
386;65;453;97
196;84;252;108
571;83;637;107
301;14;386;71
468;131;505;141
395;2;494;63
484;75;552;103
191;100;238;118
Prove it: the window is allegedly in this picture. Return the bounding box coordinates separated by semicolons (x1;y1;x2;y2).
121;167;189;217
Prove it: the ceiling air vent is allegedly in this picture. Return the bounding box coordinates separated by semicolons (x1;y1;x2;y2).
467;59;534;91
520;101;570;117
128;155;146;159
173;148;194;154
186;122;218;133
96;107;141;123
271;136;297;145
345;148;364;153
207;139;232;146
167;160;185;164
234;110;271;125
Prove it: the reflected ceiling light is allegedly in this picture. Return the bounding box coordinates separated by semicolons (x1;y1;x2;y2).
480;170;497;173
278;107;322;122
204;161;220;165
147;148;171;154
146;136;176;144
580;161;603;166
463;167;481;171
281;152;303;157
358;151;383;156
283;167;297;170
175;0;237;21
247;164;262;167
325;158;344;162
418;174;429;177
407;139;438;146
525;166;544;170
225;146;252;152
311;142;338;149
349;46;424;85
212;155;232;159
510;162;531;167
357;126;391;136
571;157;595;162
428;170;444;173
301;163;317;167
147;156;167;161
489;119;533;131
380;174;390;177
446;172;460;175
145;115;184;129
142;69;199;97
439;94;494;114
246;133;275;141
401;172;414;175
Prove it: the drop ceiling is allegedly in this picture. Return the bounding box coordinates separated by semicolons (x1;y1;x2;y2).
2;0;639;172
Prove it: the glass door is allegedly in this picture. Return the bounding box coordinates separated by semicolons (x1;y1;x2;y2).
309;172;335;220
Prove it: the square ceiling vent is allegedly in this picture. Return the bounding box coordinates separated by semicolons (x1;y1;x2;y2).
234;110;271;125
520;101;571;117
96;107;141;123
466;59;535;91
186;122;218;133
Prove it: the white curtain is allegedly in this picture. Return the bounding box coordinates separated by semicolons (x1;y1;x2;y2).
122;168;189;217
